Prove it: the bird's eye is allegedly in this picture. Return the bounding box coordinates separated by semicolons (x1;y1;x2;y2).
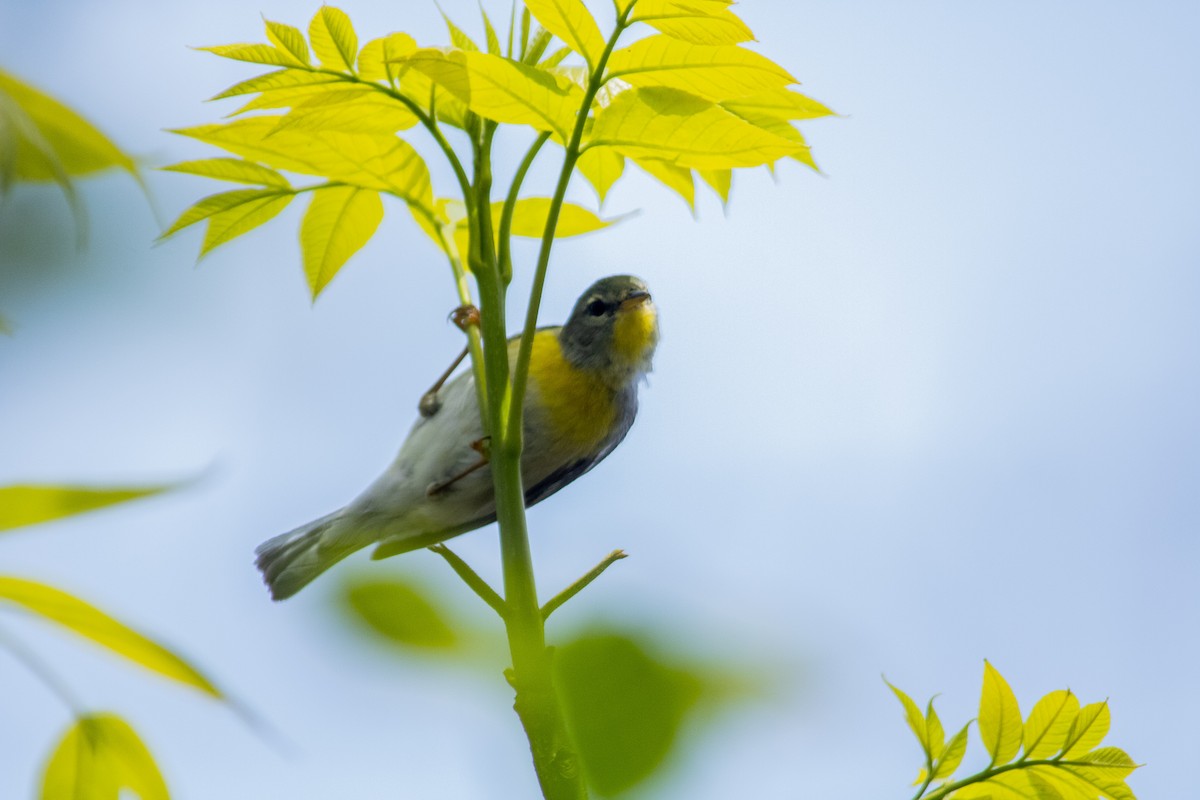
586;299;608;316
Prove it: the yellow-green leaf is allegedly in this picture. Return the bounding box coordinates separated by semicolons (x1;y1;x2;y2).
309;6;358;72
209;68;340;101
577;145;625;202
722;87;836;121
979;661;1023;766
0;484;171;531
301;186;383;299
1039;764;1136;800
1024;690;1080;759
482;7;503;56
170;119;432;207
0;69;135;179
632;0;756;46
357;33;417;82
160;187;291;239
270;88;419;135
524;0;606;68
230;82;371;115
1071;747;1138;779
161;158;290;188
886;679;931;758
926;698;946;760
264;20;311;66
0;577;220;696
635;156;694;208
607;35;795;101
41;714;168;800
201;192;293;256
590;86;803;168
698;168;731;202
196;43;297;68
343;576;458;650
502;197;611;237
1062;702;1111;759
934;722;971;780
442;11;480;52
729;105;819;171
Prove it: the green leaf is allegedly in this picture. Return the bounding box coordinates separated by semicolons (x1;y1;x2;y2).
482;6;503;55
1070;747;1138;779
1023;689;1080;759
502;197;611;237
230;82;370;115
541;45;574;68
631;0;756;46
41;714;168;800
406;49;583;138
979;661;1024;766
358;33;417;82
926;698;946;760
886;679;931;759
196;43;298;67
201;191;293;256
0;484;172;531
264;20;312;66
722;87;836;121
589;86;804;168
209;68;341;101
635;156;694;208
442;10;480;52
934;722;971;780
342;576;458;650
1061;702;1111;759
1037;764;1136;800
160;187;291;239
269;88;419;135
524;0;606;68
161;158;290;188
0;577;220;696
576;145;625;202
607;35;795;101
309;6;359;72
727;103;818;171
556;631;704;796
0;69;135;179
170;119;433;207
301;186;383;299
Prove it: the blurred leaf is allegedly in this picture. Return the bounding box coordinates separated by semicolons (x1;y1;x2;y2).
501;197;612;237
576;146;624;203
607;35;794;101
589;86;804;169
631;0;755;46
0;69;134;185
301;186;384;299
635;157;695;208
342;576;458;650
357;33;417;82
555;631;703;796
979;660;1023;766
0;577;221;697
482;6;503;56
0;484;172;532
1023;689;1080;759
523;0;606;68
41;713;168;800
441;9;480;52
161;158;290;188
0;314;11;335
309;7;359;73
698;168;731;203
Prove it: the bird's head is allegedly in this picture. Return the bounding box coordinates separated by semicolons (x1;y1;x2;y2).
560;275;659;386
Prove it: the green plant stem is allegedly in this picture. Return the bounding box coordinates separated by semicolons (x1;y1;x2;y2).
918;758;1091;800
498;131;552;284
541;550;627;621
428;545;507;619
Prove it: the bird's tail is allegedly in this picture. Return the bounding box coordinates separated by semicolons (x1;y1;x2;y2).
255;510;356;600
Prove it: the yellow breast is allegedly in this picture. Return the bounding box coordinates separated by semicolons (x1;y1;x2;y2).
526;330;617;450
612;303;659;366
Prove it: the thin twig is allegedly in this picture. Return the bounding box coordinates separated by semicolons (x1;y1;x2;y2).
0;621;84;714
428;544;508;620
541;550;628;621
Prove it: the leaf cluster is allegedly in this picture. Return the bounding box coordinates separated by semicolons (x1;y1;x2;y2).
162;2;833;299
890;661;1139;800
0;485;224;797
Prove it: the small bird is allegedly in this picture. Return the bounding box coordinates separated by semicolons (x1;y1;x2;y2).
256;275;659;600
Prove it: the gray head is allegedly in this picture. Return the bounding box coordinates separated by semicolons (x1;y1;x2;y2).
559;275;659;386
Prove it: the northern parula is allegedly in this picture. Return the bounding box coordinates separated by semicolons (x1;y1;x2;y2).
256;275;659;599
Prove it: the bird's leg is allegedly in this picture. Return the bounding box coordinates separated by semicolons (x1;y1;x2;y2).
426;437;491;496
418;305;482;418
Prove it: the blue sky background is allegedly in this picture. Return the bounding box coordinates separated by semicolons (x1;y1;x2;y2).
2;0;1197;797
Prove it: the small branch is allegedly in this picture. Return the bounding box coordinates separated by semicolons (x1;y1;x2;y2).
428;544;508;620
0;621;84;714
498;131;552;284
541;550;628;621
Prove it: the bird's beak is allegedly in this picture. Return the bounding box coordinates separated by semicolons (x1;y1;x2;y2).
619;290;652;310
